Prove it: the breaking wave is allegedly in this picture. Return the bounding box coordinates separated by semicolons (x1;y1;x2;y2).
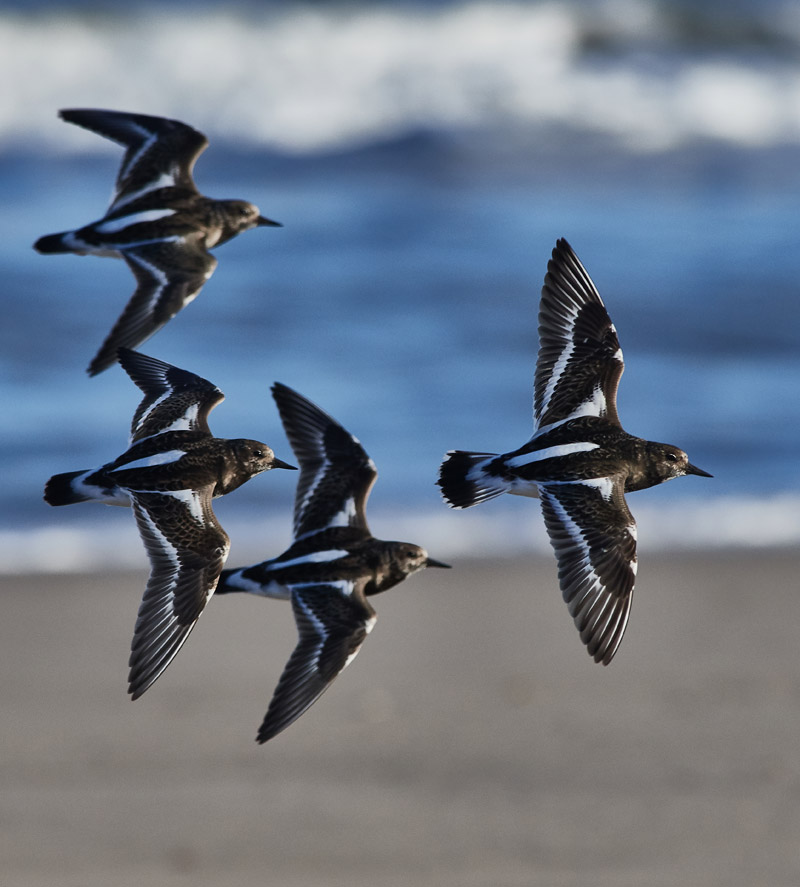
3;1;800;156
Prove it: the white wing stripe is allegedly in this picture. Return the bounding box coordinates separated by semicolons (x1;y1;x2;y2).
506;441;599;468
135;503;180;569
118;449;185;470
118;127;158;183
539;333;576;423
296;455;358;532
96;208;177;234
541;489;605;594
296;456;329;520
169;489;206;525
167;404;199;432
542;476;615;501
136;389;171;425
266;550;350;571
133;488;206;525
343;615;376;669
113;172;177;209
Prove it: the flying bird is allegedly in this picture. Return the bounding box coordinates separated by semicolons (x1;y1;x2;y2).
217;382;450;743
44;348;295;698
438;238;711;665
34;108;281;375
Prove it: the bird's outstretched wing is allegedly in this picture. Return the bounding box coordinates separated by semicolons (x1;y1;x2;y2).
88;242;216;376
538;476;637;665
117;347;224;442
272;383;378;539
59;108;208;211
127;486;229;699
535;238;625;429
257;579;376;743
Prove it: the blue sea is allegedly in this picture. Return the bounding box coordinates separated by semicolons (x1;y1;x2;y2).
2;0;799;572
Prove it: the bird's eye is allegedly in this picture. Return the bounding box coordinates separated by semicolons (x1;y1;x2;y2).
666;452;678;462
253;448;264;459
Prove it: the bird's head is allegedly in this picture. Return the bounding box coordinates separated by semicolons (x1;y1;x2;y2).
651;443;712;484
219;439;296;495
375;542;451;591
218;200;281;241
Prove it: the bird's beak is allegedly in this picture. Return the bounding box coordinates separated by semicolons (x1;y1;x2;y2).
686;463;713;478
257;216;282;227
425;557;451;569
272;458;297;471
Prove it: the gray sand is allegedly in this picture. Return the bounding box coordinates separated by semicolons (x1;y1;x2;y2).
2;550;799;886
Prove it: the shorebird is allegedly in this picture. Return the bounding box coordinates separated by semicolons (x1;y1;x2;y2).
438;238;711;665
34;108;280;375
44;348;295;698
217;382;449;743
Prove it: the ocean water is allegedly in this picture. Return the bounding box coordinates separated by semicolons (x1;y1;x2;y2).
1;0;799;572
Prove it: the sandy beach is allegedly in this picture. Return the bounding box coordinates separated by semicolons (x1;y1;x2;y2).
3;548;800;886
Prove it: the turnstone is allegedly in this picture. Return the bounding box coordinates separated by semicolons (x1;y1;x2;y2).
33;108;281;375
438;238;711;665
216;382;449;743
44;348;295;698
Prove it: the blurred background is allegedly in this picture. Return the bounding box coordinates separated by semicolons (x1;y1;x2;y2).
4;5;800;887
1;0;799;570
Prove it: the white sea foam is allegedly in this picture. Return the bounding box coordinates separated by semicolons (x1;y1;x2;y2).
3;2;800;155
4;493;798;574
376;495;800;560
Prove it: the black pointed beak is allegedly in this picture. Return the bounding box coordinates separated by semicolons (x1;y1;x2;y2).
425;557;451;569
257;216;282;227
687;463;713;478
272;458;297;471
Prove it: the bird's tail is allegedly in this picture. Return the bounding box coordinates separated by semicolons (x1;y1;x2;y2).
33;233;74;254
43;470;92;506
437;451;508;508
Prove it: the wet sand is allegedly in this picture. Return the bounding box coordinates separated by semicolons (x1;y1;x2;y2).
3;549;800;886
